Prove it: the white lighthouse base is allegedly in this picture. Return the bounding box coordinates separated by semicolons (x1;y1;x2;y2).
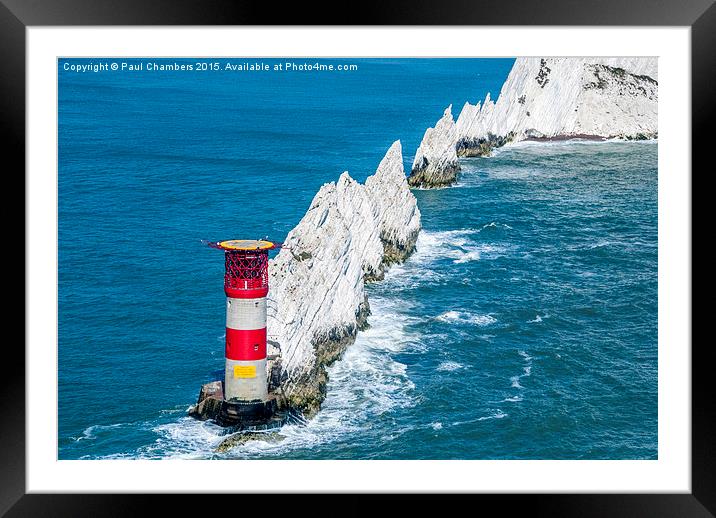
224;358;269;402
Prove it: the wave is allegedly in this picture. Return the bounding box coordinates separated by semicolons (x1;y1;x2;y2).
500;138;657;152
71;423;127;442
501;395;523;402
140;418;225;459
527;315;543;323
476;221;513;232
452;250;481;264
452;409;508;426
451;244;508;264
508;350;534;392
403;229;511;269
477;410;507;421
418;228;478;249
435;310;496;327
436;361;464;371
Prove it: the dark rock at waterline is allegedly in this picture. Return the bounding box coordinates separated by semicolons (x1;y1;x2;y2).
408;105;460;188
283;298;371;418
456;132;516;158
364;233;420;282
407;160;459;188
215;431;285;453
381;233;419;266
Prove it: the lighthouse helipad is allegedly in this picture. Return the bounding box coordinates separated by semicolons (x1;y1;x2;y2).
217;239;275;250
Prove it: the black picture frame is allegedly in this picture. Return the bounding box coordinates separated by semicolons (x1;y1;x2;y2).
4;0;709;515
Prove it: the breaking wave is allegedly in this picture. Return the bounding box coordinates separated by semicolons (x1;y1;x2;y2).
508;350;533;392
435;310;497;327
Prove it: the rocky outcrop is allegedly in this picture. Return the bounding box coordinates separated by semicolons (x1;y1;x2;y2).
187;380;223;421
216;431;285;453
366;142;423;266
266;141;421;417
455;57;658;157
407;105;460;188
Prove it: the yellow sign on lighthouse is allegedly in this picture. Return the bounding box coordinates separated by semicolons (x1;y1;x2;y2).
233;365;257;379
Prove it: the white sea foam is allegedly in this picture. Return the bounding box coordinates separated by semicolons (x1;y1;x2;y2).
452;409;508;426
436;310;461;322
409;229;510;267
436;361;464;371
495;138;649;154
452;250;480;264
418;228;476;250
528;315;543;323
501;395;523;402
72;422;133;443
436;310;497;327
477;410;507;421
94;416;226;460
508;350;534;393
143;418;225;459
431;422;443;430
452;243;508;264
475;221;513;232
469;314;497;326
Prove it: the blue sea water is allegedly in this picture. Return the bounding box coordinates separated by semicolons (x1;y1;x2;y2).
58;58;657;460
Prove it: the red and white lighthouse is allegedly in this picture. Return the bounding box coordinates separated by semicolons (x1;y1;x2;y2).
211;239;277;403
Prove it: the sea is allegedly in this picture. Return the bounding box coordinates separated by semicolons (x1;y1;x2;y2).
58;58;657;460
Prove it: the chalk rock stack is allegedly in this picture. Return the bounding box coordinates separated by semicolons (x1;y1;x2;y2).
407;105;460;188
455;57;658;157
266;141;421;417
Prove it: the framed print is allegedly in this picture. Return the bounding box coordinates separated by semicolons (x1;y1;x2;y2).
5;0;711;514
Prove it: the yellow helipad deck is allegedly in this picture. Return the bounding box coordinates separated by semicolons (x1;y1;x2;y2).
218;239;275;251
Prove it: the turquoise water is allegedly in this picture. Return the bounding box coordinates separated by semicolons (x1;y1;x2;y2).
58;58;657;459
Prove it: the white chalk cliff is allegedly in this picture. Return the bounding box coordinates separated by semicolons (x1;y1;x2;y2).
265;141;421;416
455;57;658;156
407;105;460;188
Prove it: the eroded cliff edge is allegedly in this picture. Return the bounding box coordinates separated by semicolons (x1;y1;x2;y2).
410;57;658;187
456;57;658;157
266;140;421;417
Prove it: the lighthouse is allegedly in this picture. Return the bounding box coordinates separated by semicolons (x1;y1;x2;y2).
211;239;277;403
189;238;284;428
